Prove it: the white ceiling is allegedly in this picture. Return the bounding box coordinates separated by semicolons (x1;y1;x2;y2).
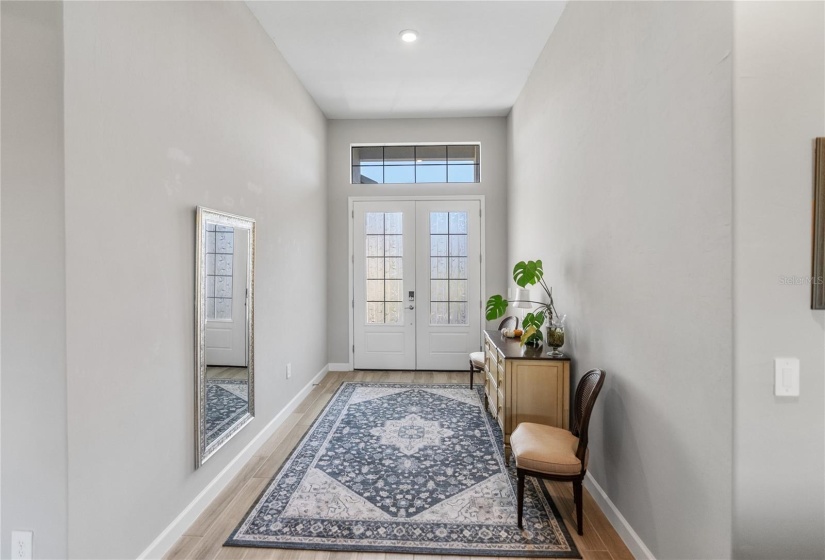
246;1;567;119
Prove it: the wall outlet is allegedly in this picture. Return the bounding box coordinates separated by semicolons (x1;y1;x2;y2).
286;363;292;379
11;531;32;560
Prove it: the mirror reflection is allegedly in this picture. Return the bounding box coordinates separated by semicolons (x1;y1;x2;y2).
196;207;255;467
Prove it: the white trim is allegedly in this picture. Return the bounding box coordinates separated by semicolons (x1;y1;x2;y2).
137;364;330;560
347;195;487;368
327;362;353;372
584;472;655;560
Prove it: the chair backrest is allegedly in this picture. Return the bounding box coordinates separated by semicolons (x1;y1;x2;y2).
498;316;519;330
571;369;606;463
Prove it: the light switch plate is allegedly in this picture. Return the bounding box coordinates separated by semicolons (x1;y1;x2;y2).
774;357;800;397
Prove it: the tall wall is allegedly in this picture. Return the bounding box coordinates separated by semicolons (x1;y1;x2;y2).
327;118;508;365
0;2;68;558
508;2;733;557
62;2;327;557
732;2;825;557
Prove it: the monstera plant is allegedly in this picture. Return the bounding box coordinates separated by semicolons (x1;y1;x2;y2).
486;260;559;346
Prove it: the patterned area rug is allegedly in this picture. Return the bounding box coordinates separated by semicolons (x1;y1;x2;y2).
206;379;249;446
227;383;579;557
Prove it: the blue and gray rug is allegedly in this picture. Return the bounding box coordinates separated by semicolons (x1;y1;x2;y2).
206;379;249;446
226;382;579;557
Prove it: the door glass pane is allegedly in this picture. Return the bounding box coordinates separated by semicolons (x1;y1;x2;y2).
366;212;385;234
385;213;403;234
385;303;401;324
448;212;468;234
206;224;234;320
367;302;385;324
367;258;384;279
385;235;403;256
385;280;403;302
367;280;385;301
364;212;404;324
366;236;384;256
449;257;467;279
430;302;449;325
449;280;468;302
385;257;403;279
430;212;448;234
430;235;448;257
449;235;467;256
428;211;470;325
449;303;468;324
431;257;448;279
431;280;448;301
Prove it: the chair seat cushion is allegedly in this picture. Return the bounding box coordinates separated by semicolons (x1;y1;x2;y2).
469;351;485;368
510;422;586;476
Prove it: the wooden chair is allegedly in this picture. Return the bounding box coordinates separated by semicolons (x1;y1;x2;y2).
469;316;519;388
510;368;606;534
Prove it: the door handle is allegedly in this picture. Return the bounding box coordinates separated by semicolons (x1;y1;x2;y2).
407;305;415;310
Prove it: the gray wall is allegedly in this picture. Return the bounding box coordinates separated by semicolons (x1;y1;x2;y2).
0;3;68;559
732;2;825;557
508;2;733;557
61;2;327;558
327;118;508;365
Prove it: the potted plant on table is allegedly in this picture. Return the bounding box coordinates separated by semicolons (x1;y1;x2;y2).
485;260;566;355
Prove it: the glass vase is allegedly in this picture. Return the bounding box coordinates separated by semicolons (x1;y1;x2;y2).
546;314;566;357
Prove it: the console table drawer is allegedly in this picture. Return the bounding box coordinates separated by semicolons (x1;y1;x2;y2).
483;330;571;459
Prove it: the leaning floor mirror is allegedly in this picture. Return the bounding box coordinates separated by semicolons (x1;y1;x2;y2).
195;207;255;467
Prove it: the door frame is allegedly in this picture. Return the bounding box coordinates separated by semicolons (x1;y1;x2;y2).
347;195;486;370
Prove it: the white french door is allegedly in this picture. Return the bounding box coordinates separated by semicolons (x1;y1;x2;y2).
353;201;417;370
205;227;249;367
353;199;481;370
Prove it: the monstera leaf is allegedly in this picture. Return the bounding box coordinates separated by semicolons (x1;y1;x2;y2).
512;260;544;288
485;295;509;321
521;311;546;330
520;311;546;346
519;326;544;346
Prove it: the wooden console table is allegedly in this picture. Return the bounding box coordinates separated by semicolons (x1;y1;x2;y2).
483;329;571;459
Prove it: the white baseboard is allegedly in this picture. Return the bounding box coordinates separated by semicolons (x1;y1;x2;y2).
327;362;353;372
584;472;655;560
137;364;330;560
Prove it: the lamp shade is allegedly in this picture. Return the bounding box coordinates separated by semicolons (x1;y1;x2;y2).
515;288;532;309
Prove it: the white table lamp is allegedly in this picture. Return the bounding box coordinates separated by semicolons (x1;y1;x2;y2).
516;288;532;325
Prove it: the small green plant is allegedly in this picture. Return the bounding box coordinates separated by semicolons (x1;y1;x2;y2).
485;260;559;346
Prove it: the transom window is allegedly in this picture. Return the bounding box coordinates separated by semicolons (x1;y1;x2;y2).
352;144;480;184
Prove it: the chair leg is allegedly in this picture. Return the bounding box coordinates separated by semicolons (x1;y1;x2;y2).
573;479;583;535
469;361;474;389
517;470;525;529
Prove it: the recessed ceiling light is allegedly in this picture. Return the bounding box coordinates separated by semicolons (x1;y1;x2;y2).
400;30;418;43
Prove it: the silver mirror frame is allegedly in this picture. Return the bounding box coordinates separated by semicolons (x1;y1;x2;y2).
195;206;256;468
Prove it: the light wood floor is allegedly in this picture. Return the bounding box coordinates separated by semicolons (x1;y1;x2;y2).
166;371;633;560
206;366;249;381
